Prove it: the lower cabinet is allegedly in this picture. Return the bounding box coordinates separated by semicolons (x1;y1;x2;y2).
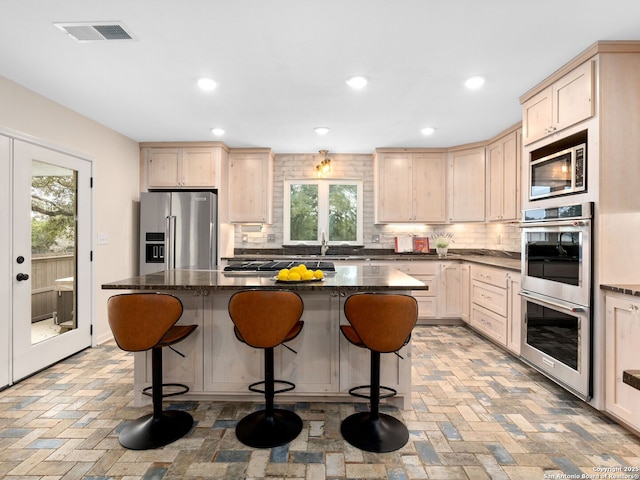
605;292;640;432
506;272;521;354
470;265;509;347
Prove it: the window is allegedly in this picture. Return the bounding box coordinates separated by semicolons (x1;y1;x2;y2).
284;179;363;245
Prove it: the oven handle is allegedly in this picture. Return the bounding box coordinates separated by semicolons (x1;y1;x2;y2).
519;219;591;228
519;290;587;313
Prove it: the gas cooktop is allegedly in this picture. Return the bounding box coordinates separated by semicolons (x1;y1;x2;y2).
223;260;336;273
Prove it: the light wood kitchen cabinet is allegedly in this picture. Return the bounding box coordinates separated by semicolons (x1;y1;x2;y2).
399;262;438;321
438;262;462;319
486;128;521;221
470;265;509;346
228;148;274;223
144;146;223;189
448;146;485;222
605;292;640;432
522;60;594;145
506;272;521;354
460;263;471;323
374;150;446;223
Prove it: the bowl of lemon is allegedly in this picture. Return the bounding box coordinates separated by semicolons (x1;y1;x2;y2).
275;264;325;283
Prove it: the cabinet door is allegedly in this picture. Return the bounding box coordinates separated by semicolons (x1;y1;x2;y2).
147;148;181;187
413;152;446;223
460;264;470;323
605;295;640;430
506;273;521;354
553;60;594;133
486;140;505;222
376;153;413;222
275;291;339;393
487;131;520;221
181;148;219;187
439;263;462;318
449;147;485;222
228;152;273;223
522;87;552;145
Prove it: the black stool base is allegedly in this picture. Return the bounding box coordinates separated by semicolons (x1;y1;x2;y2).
119;410;193;450
236;409;302;448
341;412;409;453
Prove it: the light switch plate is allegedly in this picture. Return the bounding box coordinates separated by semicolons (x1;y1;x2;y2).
97;233;109;245
267;234;275;242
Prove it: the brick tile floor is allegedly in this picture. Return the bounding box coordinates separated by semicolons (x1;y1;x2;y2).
1;325;639;479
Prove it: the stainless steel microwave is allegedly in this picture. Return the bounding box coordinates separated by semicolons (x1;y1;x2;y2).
529;143;586;200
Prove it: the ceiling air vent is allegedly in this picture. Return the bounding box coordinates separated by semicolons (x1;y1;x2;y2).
54;22;136;42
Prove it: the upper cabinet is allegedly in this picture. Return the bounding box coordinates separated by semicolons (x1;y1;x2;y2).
374;150;446;223
486;127;521;221
228;148;274;224
522;60;594;146
448;146;486;222
141;144;227;189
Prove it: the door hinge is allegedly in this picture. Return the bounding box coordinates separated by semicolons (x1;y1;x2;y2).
90;250;93;261
90;325;93;335
90;177;93;188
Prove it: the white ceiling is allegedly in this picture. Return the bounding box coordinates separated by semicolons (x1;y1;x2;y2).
2;1;640;154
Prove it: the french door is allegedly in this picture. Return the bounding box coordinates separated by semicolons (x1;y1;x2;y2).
11;139;92;382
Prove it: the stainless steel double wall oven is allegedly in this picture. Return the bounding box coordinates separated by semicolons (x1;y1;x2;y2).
520;202;593;400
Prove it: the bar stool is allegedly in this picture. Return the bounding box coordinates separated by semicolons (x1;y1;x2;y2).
107;293;198;450
340;292;418;453
228;289;304;448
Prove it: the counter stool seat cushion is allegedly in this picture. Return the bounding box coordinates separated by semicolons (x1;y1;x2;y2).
340;293;418;453
107;293;197;450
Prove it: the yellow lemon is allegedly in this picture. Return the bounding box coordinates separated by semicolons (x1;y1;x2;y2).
297;263;307;271
289;266;300;275
277;271;289;281
313;269;324;279
302;270;314;280
288;272;301;281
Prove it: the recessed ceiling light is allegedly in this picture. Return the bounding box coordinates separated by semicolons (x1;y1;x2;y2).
345;75;368;89
465;76;485;90
198;77;218;92
210;128;225;136
421;127;436;135
314;127;330;135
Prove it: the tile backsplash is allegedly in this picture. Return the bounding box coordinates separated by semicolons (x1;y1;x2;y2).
233;153;521;253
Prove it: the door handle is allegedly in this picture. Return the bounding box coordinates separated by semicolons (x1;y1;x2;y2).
16;273;30;281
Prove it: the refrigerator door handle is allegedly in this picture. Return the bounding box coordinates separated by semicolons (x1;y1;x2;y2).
165;215;172;270
170;215;177;269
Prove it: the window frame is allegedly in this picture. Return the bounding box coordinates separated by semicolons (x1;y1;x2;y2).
283;179;364;245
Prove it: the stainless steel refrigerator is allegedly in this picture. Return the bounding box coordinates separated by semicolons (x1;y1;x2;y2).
139;191;217;275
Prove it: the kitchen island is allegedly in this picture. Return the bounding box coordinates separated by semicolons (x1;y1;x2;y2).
102;265;426;408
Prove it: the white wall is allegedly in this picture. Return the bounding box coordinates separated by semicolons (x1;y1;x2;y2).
235;152;521;252
0;76;140;345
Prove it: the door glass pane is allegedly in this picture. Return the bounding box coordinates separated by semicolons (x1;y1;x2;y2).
289;184;318;241
329;184;357;242
30;160;77;344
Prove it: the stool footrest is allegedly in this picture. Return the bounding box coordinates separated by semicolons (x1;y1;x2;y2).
348;384;397;400
248;379;295;395
142;383;190;398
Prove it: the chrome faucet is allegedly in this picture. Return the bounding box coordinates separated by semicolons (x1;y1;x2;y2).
321;231;329;256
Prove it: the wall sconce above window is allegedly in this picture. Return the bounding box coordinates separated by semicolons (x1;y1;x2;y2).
316;150;332;178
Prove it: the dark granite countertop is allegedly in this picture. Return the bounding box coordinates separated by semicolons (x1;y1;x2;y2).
223;250;521;272
600;284;640;297
102;265;428;292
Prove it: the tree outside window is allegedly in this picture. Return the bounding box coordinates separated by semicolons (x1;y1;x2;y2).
285;180;363;245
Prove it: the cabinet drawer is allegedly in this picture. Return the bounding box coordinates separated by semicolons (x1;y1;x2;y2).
471;265;507;288
471;304;506;345
471;280;507;317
